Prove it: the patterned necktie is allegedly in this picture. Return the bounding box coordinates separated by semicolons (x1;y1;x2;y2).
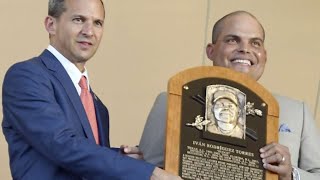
79;76;99;144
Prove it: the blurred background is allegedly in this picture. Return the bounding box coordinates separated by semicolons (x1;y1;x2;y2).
1;0;319;178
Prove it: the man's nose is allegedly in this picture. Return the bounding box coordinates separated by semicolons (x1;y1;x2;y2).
238;42;250;53
81;22;94;37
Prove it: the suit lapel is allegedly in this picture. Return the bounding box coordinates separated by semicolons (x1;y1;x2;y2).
39;50;95;142
91;91;110;147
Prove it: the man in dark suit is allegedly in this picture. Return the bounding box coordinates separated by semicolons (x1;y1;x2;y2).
2;0;181;179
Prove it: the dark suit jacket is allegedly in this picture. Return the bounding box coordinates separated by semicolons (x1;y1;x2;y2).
2;50;154;180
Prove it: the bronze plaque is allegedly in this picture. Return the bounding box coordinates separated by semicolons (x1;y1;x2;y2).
165;66;279;180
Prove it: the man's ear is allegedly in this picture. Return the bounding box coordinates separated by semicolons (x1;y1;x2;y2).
206;43;215;62
44;16;56;35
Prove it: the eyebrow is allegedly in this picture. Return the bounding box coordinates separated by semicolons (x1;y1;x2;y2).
251;37;264;43
71;14;104;22
223;34;264;42
71;14;86;19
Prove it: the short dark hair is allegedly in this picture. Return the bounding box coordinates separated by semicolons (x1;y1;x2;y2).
48;0;105;18
211;11;265;43
48;0;66;18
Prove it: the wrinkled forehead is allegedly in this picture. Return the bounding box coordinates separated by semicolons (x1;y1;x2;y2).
64;0;105;19
219;14;264;41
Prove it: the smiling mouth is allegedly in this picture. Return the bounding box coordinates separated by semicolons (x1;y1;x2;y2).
231;59;253;66
78;41;93;46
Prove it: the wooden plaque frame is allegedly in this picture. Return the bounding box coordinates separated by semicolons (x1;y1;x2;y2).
165;66;279;180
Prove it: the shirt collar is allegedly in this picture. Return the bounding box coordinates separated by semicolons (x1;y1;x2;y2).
47;45;90;95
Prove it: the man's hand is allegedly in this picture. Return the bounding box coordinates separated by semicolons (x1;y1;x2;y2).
260;142;292;180
150;167;183;180
120;145;143;160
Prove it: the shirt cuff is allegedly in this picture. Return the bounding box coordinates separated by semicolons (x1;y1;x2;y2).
292;166;300;180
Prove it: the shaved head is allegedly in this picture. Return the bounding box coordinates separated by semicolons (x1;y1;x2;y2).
212;11;265;43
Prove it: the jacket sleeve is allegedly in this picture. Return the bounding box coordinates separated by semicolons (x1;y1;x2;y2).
139;92;167;168
297;102;320;179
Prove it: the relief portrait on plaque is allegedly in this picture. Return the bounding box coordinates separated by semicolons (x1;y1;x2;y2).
205;85;246;140
186;83;264;146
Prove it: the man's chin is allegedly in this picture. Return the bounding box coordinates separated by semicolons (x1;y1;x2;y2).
231;65;251;74
76;53;95;62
